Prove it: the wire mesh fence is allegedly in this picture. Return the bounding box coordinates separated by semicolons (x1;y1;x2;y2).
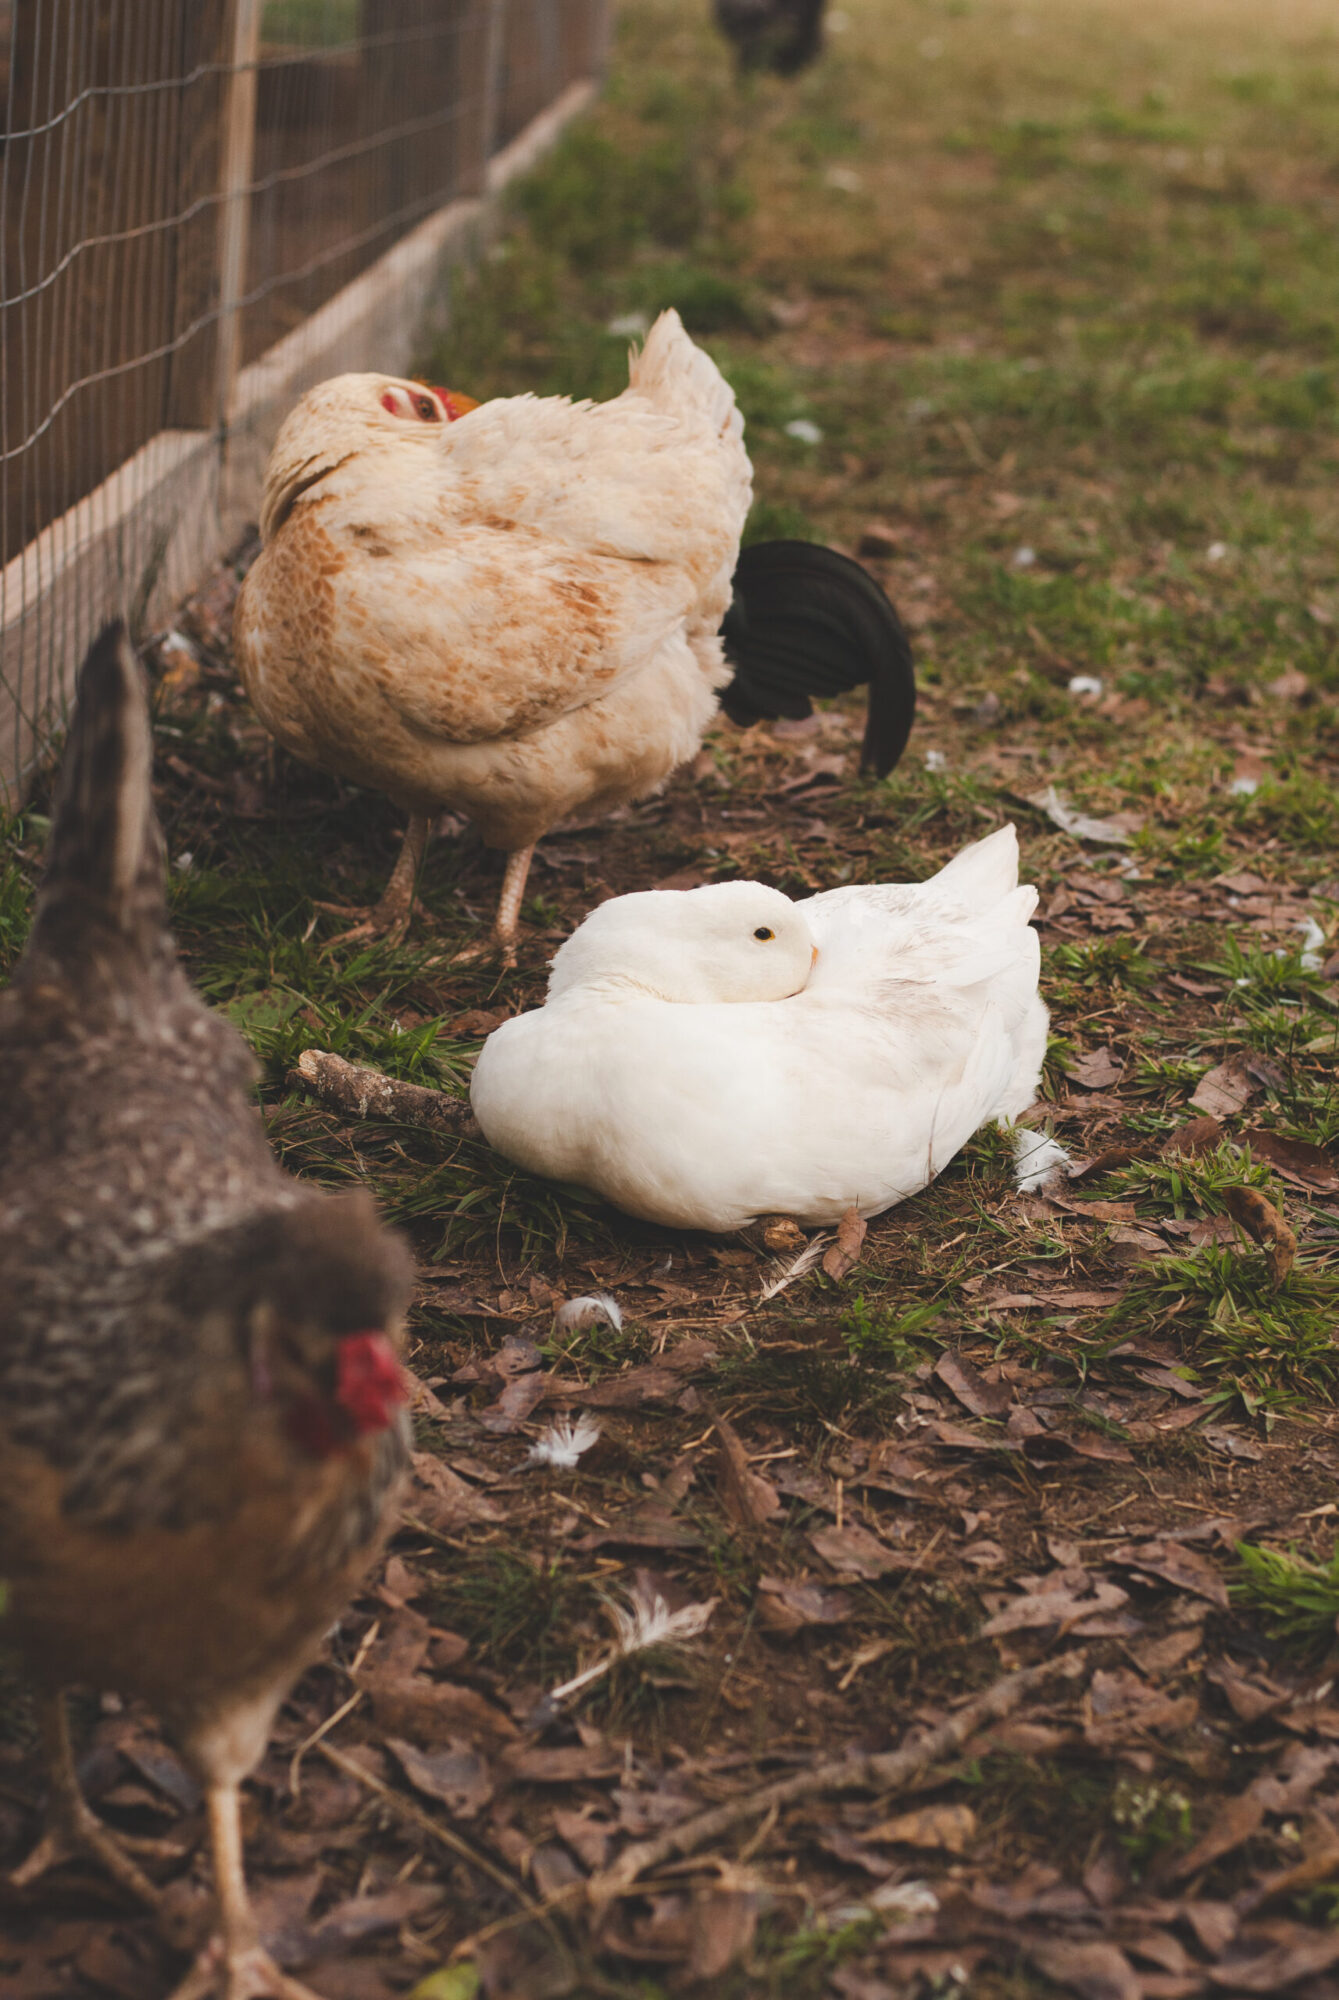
0;0;608;803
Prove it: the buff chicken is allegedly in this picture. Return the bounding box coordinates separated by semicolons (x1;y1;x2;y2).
0;624;413;1999
234;310;752;957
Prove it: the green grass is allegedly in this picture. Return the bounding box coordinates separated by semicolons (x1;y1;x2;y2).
261;0;357;47
1234;1539;1339;1646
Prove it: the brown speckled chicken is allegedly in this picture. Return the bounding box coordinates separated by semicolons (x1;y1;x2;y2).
233;309;751;957
0;625;413;2000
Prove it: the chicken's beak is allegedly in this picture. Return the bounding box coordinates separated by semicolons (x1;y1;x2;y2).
811;944;820;968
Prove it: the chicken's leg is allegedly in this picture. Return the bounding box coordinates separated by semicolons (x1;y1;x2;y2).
10;1691;166;1908
450;842;536;969
494;844;536;967
168;1783;323;2000
321;811;431;947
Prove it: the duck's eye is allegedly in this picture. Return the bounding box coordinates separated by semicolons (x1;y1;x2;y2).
753;926;775;941
414;393;441;422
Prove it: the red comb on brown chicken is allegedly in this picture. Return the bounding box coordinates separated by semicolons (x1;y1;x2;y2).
0;624;413;2000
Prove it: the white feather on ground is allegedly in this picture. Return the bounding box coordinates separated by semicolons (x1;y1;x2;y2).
526;1414;601;1469
546;1580;717;1705
1013;1129;1073;1193
552;1293;622;1334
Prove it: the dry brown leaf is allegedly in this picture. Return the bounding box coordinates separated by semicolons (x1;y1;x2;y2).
1242;1129;1339;1193
1165;1115;1225;1157
1028;1938;1141;2000
809;1521;911;1579
934;1350;1012;1417
715;1417;781;1528
476;1371;550;1434
1191;1060;1255;1119
1205;1929;1339;1990
1201;1425;1265;1461
504;1742;623;1783
1204;1657;1289;1723
551;1364;684;1409
361;1675;518;1750
1224;1184;1296;1287
1167;1788;1271;1883
1069;1047;1125;1090
1083;1668;1198;1747
982;1579;1129;1636
689;1886;760;1979
866;1803;977;1853
385;1737;492;1819
755;1574;854;1632
408;1453;504;1532
1109;1538;1229;1609
822;1205;867;1281
552;1806;617;1872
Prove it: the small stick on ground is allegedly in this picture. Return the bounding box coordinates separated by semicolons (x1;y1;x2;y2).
588;1649;1088;1906
292;1049;478;1136
316;1740;548;1921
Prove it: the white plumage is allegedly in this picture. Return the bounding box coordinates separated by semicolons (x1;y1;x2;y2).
470;825;1049;1231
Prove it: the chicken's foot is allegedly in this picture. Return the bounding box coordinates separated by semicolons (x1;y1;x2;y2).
451;843;536;970
319;811;431;947
167;1783;323;2000
10;1692;166;1908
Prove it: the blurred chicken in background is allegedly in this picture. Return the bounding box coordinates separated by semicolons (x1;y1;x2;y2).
714;0;826;75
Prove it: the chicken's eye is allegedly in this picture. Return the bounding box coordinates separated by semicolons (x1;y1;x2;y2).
414;393;441;422
753;926;775;941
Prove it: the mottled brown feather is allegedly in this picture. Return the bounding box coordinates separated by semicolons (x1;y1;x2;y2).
0;625;412;1785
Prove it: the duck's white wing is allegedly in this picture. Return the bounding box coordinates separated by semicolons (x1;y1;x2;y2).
797;823;1046;1139
804;825;1039;1011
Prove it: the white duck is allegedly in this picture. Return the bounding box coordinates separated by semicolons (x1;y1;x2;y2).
470;825;1048;1232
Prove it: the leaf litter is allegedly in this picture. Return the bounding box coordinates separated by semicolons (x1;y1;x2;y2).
5;2;1339;1995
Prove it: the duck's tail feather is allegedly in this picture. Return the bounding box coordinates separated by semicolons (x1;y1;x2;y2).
26;621;170;979
922;824;1023;911
718;541;916;778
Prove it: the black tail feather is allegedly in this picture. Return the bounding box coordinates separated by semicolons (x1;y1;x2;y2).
719;541;916;778
26;621;170;978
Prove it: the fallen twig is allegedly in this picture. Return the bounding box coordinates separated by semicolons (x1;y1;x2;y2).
317;1738;550;1922
292;1048;478;1135
587;1649;1088;1905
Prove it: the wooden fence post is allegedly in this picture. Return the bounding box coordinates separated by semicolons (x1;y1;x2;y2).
215;0;262;431
482;0;508;163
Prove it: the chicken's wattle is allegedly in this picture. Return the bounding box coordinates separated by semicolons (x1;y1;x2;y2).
285;1331;404;1457
336;1331;405;1435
